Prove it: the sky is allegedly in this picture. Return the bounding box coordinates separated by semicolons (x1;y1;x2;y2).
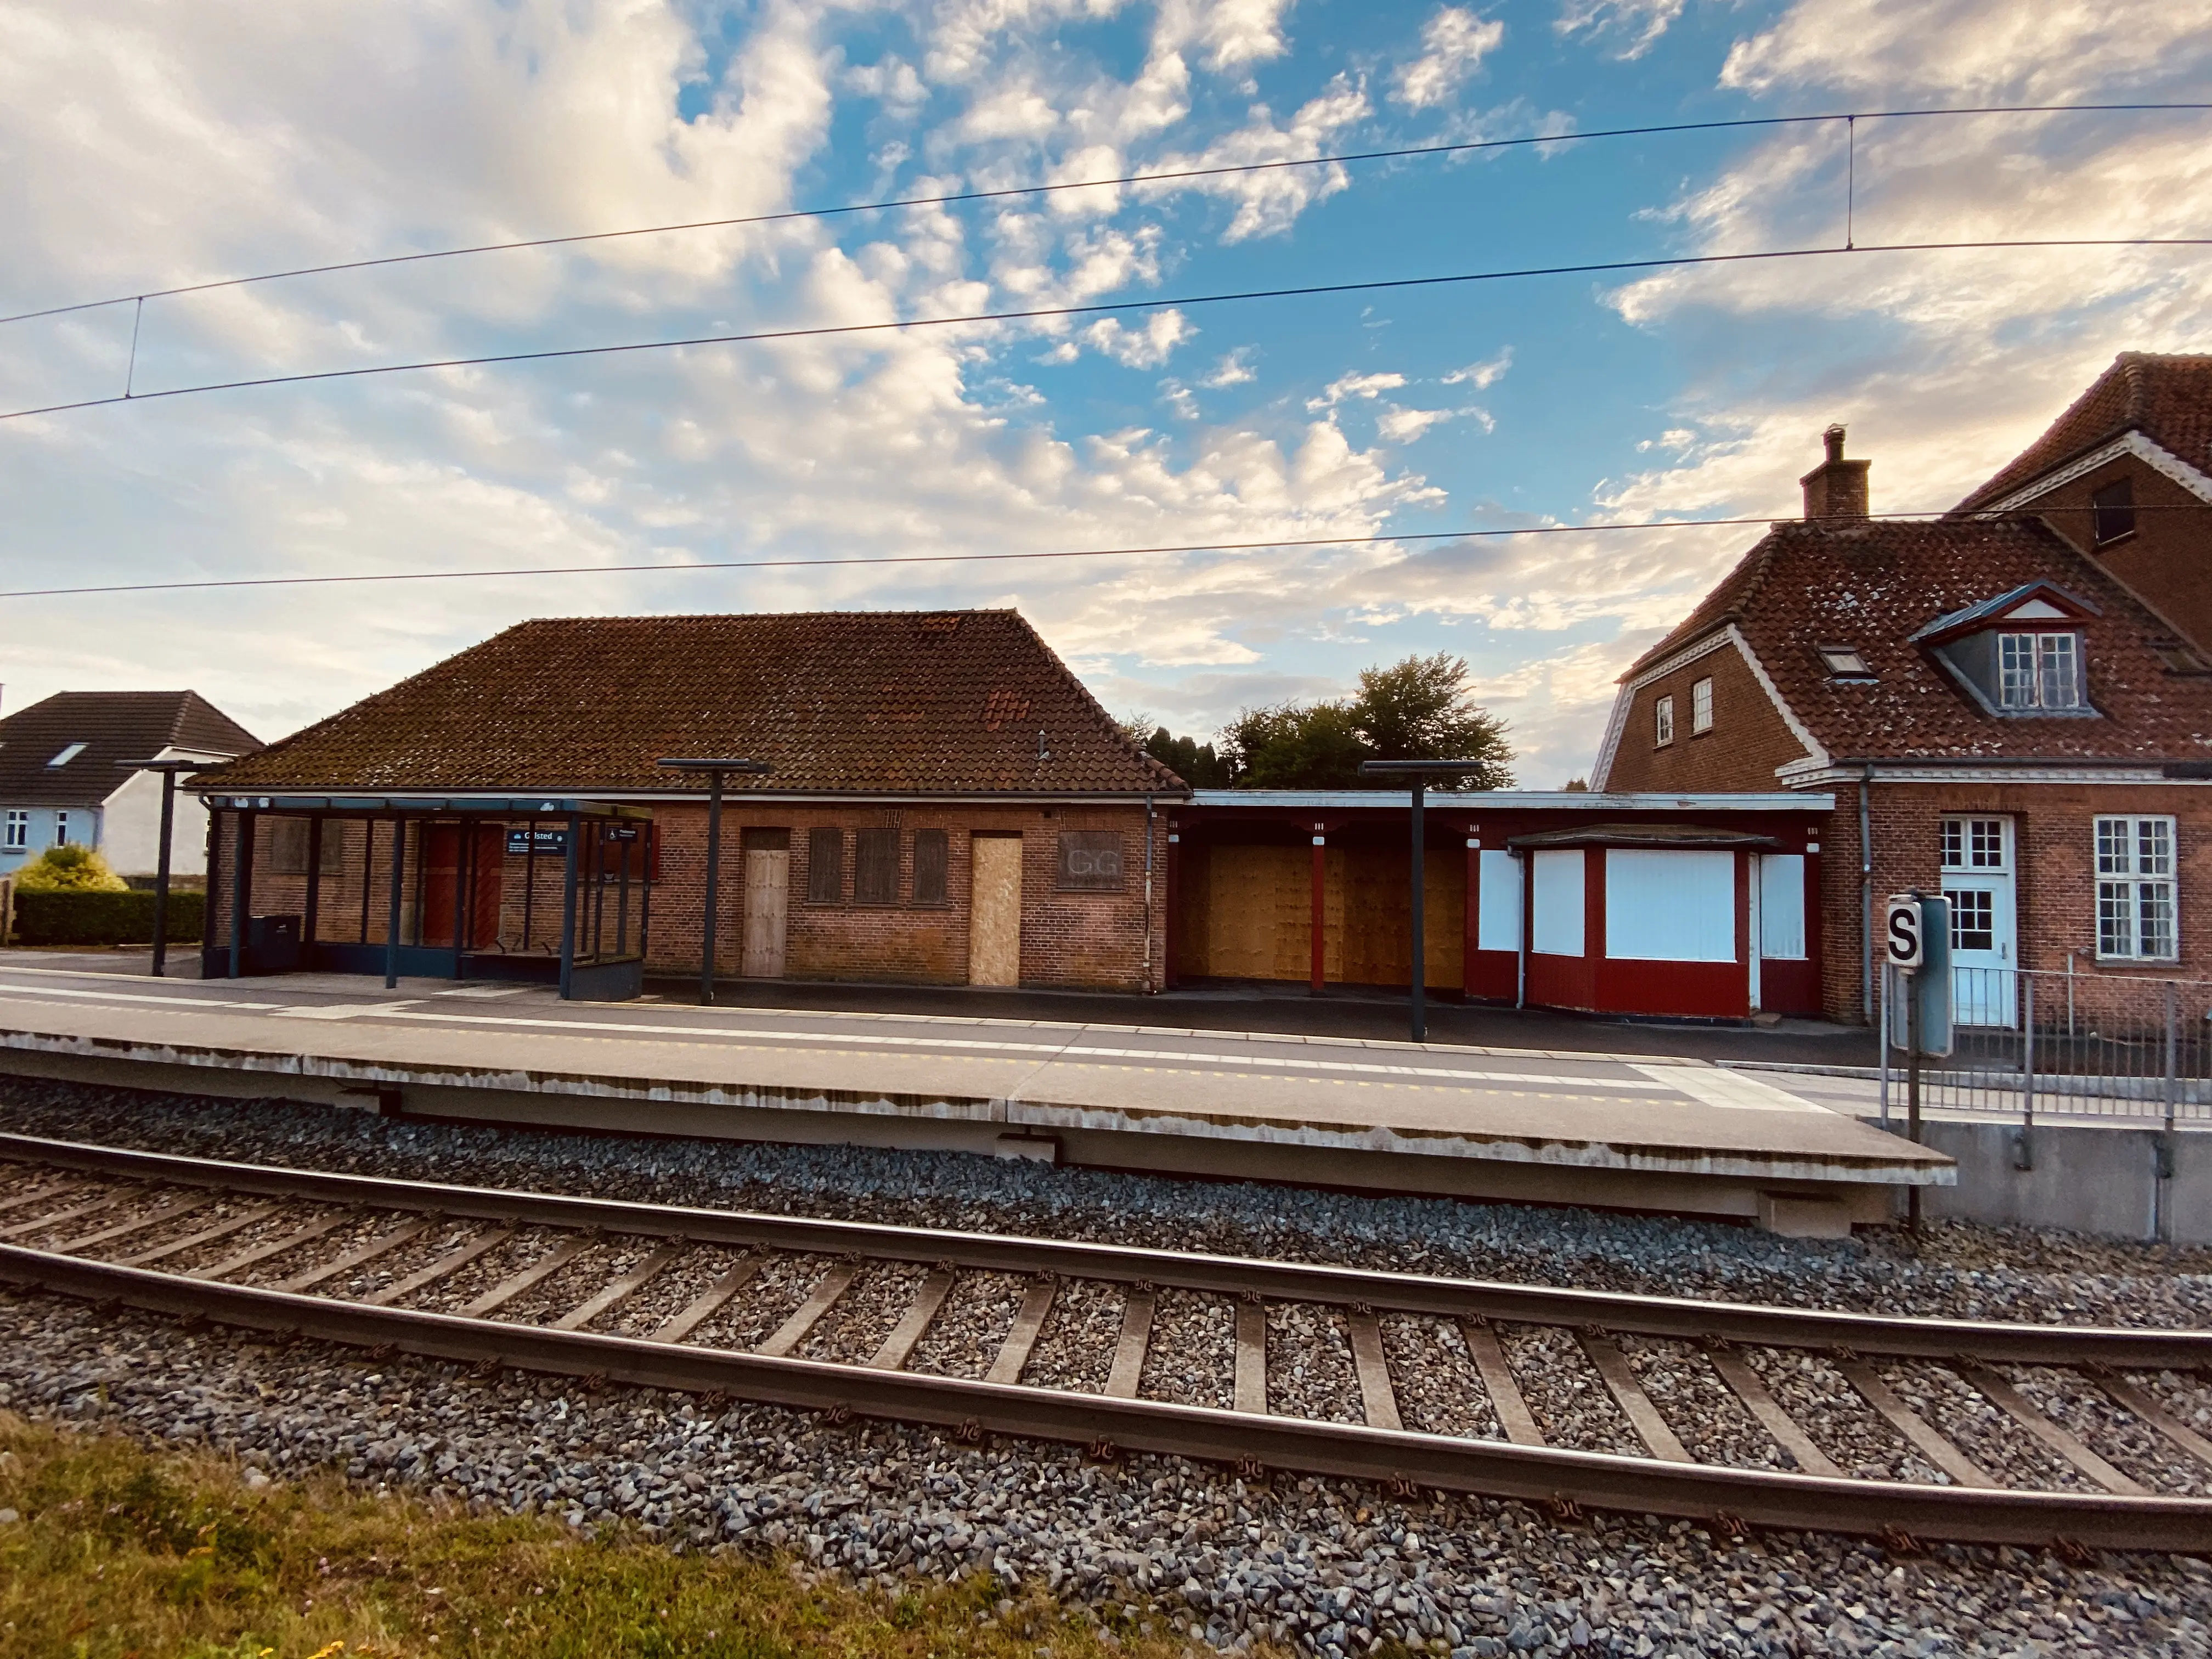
1;0;2208;786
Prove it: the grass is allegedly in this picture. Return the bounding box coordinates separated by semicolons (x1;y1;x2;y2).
0;1413;1209;1659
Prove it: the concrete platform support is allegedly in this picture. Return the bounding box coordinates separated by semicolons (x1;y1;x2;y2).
1867;1116;2212;1242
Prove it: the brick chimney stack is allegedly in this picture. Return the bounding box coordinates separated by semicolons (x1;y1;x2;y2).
1800;424;1870;520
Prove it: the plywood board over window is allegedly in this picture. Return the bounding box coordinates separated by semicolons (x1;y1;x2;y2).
1532;850;1585;957
1605;849;1735;962
969;835;1022;985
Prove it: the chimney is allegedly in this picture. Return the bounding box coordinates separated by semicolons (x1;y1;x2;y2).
1800;423;1870;520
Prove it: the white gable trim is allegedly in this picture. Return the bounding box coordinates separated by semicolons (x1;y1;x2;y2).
1590;625;1827;788
1977;431;2212;514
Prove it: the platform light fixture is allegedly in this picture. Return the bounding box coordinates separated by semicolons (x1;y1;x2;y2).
114;758;207;979
1358;759;1497;1043
657;757;770;1006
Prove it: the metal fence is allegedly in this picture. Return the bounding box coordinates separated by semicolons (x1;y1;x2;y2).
1880;964;2212;1126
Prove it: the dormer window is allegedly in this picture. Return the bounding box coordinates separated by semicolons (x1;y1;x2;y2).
2091;478;2136;546
46;742;87;767
1997;631;2081;709
1911;582;2100;718
1818;645;1874;680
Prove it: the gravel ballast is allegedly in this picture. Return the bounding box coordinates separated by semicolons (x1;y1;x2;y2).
4;1292;2210;1659
7;1079;2212;1653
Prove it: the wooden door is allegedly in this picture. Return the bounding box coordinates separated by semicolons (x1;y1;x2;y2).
968;836;1022;986
420;825;504;949
741;849;788;978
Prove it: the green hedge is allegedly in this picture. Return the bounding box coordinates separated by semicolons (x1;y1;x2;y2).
10;889;207;947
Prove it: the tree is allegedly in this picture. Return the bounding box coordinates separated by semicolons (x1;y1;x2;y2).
1348;652;1513;791
1221;653;1515;790
1222;701;1373;789
14;844;127;892
1143;727;1233;788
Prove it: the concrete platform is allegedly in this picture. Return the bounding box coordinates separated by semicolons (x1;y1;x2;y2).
0;955;1951;1231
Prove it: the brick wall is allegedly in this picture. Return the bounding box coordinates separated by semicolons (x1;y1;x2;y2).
1598;636;1812;793
2025;456;2212;654
1817;780;2212;1023
211;802;1162;993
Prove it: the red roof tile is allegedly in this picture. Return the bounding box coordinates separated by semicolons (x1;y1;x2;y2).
1626;517;2212;763
196;611;1184;797
1955;352;2212;511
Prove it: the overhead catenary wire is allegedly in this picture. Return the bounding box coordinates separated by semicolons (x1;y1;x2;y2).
5;235;2208;424
0;505;2183;602
1;100;2203;329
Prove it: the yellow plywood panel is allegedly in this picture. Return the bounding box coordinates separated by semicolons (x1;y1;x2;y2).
1338;849;1464;988
741;849;788;978
1205;844;1291;978
969;837;1022;985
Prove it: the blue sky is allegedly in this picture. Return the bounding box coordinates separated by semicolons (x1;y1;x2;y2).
2;0;2208;783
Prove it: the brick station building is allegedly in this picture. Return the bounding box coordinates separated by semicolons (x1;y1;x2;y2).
1593;353;2212;1024
189;610;1183;995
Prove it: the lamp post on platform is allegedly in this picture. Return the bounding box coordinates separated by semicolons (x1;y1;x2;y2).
657;757;770;1006
1358;759;1493;1043
115;759;205;979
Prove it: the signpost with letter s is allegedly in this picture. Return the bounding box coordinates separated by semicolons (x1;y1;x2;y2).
1883;891;1951;1232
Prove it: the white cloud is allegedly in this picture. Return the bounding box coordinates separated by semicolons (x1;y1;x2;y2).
1392;8;1505;109
1200;347;1257;387
1441;347;1512;388
844;53;928;116
1081;309;1194;367
1307;370;1406;410
0;0;1445;741
1720;0;2212;100
1555;0;1685;61
1131;77;1371;241
1376;405;1454;443
1152;0;1294;72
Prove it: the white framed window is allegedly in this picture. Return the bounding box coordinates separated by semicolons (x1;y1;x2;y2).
1654;695;1674;747
1941;816;2009;871
2096;815;2177;961
53;811;73;848
1690;676;1714;733
1997;631;2083;709
2;810;25;851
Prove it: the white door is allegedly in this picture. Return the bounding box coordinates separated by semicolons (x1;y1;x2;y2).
1940;815;2017;1027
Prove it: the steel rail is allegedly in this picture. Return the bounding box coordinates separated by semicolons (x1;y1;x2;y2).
7;1242;2211;1553
5;1131;2209;1368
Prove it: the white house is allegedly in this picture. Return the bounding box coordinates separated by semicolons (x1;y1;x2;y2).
0;691;261;878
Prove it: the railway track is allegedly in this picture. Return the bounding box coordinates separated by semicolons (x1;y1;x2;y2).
2;1129;2210;1554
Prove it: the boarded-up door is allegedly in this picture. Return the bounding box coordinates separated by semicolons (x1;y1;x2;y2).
741;849;788;978
969;836;1022;986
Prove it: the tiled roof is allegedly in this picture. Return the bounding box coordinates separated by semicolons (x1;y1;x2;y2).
0;692;261;808
1624;517;2212;763
1955;352;2212;511
195;610;1186;797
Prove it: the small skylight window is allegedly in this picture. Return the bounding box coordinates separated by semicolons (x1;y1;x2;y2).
1818;646;1874;679
2153;640;2212;674
46;742;88;768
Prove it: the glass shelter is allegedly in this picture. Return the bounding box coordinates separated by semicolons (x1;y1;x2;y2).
196;793;656;1001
